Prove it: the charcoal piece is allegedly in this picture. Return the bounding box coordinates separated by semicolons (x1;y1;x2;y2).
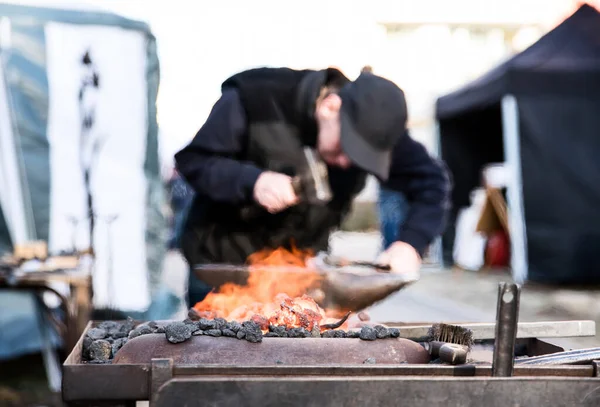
214;318;227;330
87;328;107;341
264;332;279;337
165;322;192;344
111;338;127;357
156;326;166;334
123;317;136;333
148;321;158;330
89;340;112;361
205;329;222;337
82;336;93;359
183;318;195;325
311;326;321;338
111;330;128;339
221;329;236;338
198;318;216;331
186;322;201;334
192;330;204;336
334;330;347;338
242;321;263;343
275;360;284;365
188;308;202;321
104;337;114;344
128;325;153;339
363;357;377;364
98;321;119;331
389;328;400;338
236;330;246;340
271;325;288;337
321;330;336;338
287;328;309;338
226;321;242;333
347;330;361;338
374;325;390;339
359;326;377;341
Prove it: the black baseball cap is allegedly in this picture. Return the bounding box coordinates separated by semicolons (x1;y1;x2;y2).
338;72;407;181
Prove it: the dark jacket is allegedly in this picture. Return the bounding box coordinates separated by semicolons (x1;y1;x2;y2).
175;67;451;266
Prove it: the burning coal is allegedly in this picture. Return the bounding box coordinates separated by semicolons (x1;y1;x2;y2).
192;245;348;332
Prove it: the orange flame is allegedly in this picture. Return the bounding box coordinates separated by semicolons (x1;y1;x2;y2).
193;245;346;332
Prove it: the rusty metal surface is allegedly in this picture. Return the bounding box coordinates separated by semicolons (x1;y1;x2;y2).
193;263;416;312
172;364;595;378
113;334;430;365
62;364;150;402
153;377;600;407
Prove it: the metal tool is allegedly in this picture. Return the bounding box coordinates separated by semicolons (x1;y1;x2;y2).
515;347;600;365
492;282;520;377
240;147;331;219
193;262;417;312
322;255;391;272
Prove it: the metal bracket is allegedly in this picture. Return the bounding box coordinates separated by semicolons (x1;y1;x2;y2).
492;283;521;377
593;360;600;377
150;358;174;407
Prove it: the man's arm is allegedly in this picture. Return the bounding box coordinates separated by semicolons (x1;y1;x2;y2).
383;131;452;257
174;89;263;203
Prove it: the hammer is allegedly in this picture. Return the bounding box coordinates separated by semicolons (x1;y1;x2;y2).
240;147;332;220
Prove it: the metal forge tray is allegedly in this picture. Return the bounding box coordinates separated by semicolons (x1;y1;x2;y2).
62;319;600;407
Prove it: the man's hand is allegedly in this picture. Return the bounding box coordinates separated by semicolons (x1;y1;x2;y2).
253;171;299;213
377;241;422;276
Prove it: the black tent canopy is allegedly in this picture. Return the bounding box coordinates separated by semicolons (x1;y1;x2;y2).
436;4;600;284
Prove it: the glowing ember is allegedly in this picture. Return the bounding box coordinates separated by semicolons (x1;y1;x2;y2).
193;245;347;331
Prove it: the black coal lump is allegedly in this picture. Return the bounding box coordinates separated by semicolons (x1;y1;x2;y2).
321;330;336;338
359;326;377;341
128;324;153;339
89;340;112;361
87;327;107;341
287;328;309;338
347;330;360;338
192;329;204;336
334;330;347;338
242;321;263;343
156;326;166;334
147;321;159;330
98;321;119;332
389;328;400;338
221;328;236;338
165;322;192;344
198;318;216;330
374;325;390;339
270;325;288;337
205;329;222;337
122;317;136;333
111;338;127;357
236;330;246;340
82;336;93;359
214;318;227;330
311;326;321;338
226;321;242;333
264;332;279;337
183;318;195;325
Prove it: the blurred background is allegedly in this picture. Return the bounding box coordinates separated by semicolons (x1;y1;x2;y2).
1;0;600;405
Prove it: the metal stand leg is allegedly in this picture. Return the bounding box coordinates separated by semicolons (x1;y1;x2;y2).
33;292;62;392
492;282;520;377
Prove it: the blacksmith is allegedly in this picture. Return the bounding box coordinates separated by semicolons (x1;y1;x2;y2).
175;67;451;308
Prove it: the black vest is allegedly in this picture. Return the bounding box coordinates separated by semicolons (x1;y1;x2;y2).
185;68;367;265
